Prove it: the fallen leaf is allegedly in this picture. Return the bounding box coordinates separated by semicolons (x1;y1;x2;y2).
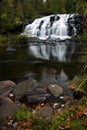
84;119;87;126
76;111;83;119
59;126;64;130
36;104;41;111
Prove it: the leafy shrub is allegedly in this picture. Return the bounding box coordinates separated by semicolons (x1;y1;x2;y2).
0;35;7;46
9;35;28;45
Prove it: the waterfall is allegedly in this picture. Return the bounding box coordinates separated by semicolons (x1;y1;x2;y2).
23;14;77;40
23;14;78;62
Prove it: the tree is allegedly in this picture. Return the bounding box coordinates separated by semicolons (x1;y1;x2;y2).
44;0;66;14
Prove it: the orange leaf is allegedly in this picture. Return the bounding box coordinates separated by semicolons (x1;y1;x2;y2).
64;124;71;129
84;119;87;126
76;111;83;119
36;104;41;111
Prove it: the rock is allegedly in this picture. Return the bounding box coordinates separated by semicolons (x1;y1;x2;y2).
65;100;72;108
13;79;35;100
25;72;37;79
37;106;53;120
39;71;59;87
47;84;64;97
0;80;16;96
65;99;77;108
27;94;48;104
59;96;71;102
27;80;49;103
13;79;49;103
46;68;57;75
0;97;19;120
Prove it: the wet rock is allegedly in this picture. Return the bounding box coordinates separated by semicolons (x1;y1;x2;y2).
59;96;71;102
13;79;36;100
6;45;16;52
65;100;72;108
47;68;57;75
37;106;53;120
27;94;48;104
0;80;16;96
13;79;49;103
39;71;59;87
47;84;64;97
25;72;37;79
27;81;49;103
0;97;19;120
65;99;77;108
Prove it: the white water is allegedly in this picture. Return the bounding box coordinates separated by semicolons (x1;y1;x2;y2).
23;14;76;40
25;14;77;62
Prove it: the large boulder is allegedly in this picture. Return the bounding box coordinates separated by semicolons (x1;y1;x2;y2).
13;79;34;100
47;84;64;97
13;79;49;103
0;80;16;96
27;81;49;103
0;97;19;120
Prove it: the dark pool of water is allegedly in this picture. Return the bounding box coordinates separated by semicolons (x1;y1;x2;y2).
0;40;86;100
0;40;85;97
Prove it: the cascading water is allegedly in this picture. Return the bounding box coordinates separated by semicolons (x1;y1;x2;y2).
23;14;78;62
23;14;76;40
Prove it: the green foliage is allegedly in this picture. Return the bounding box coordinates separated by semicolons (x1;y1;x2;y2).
31;117;47;130
44;0;66;14
70;116;87;130
0;35;7;46
14;103;87;130
76;78;87;94
9;35;28;45
75;0;87;14
65;0;77;13
78;96;87;106
50;110;70;130
0;0;87;44
0;35;28;46
14;108;30;121
0;0;87;35
14;108;47;130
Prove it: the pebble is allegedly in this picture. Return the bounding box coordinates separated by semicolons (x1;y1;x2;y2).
32;109;36;114
7;119;13;125
12;122;17;128
61;104;65;107
53;103;59;108
9;93;14;97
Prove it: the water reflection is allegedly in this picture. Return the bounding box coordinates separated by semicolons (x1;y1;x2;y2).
0;42;83;83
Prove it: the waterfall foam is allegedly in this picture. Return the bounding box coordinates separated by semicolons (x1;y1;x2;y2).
23;14;76;40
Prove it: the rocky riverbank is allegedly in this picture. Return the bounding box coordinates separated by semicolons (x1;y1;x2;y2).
0;75;87;130
0;75;78;129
